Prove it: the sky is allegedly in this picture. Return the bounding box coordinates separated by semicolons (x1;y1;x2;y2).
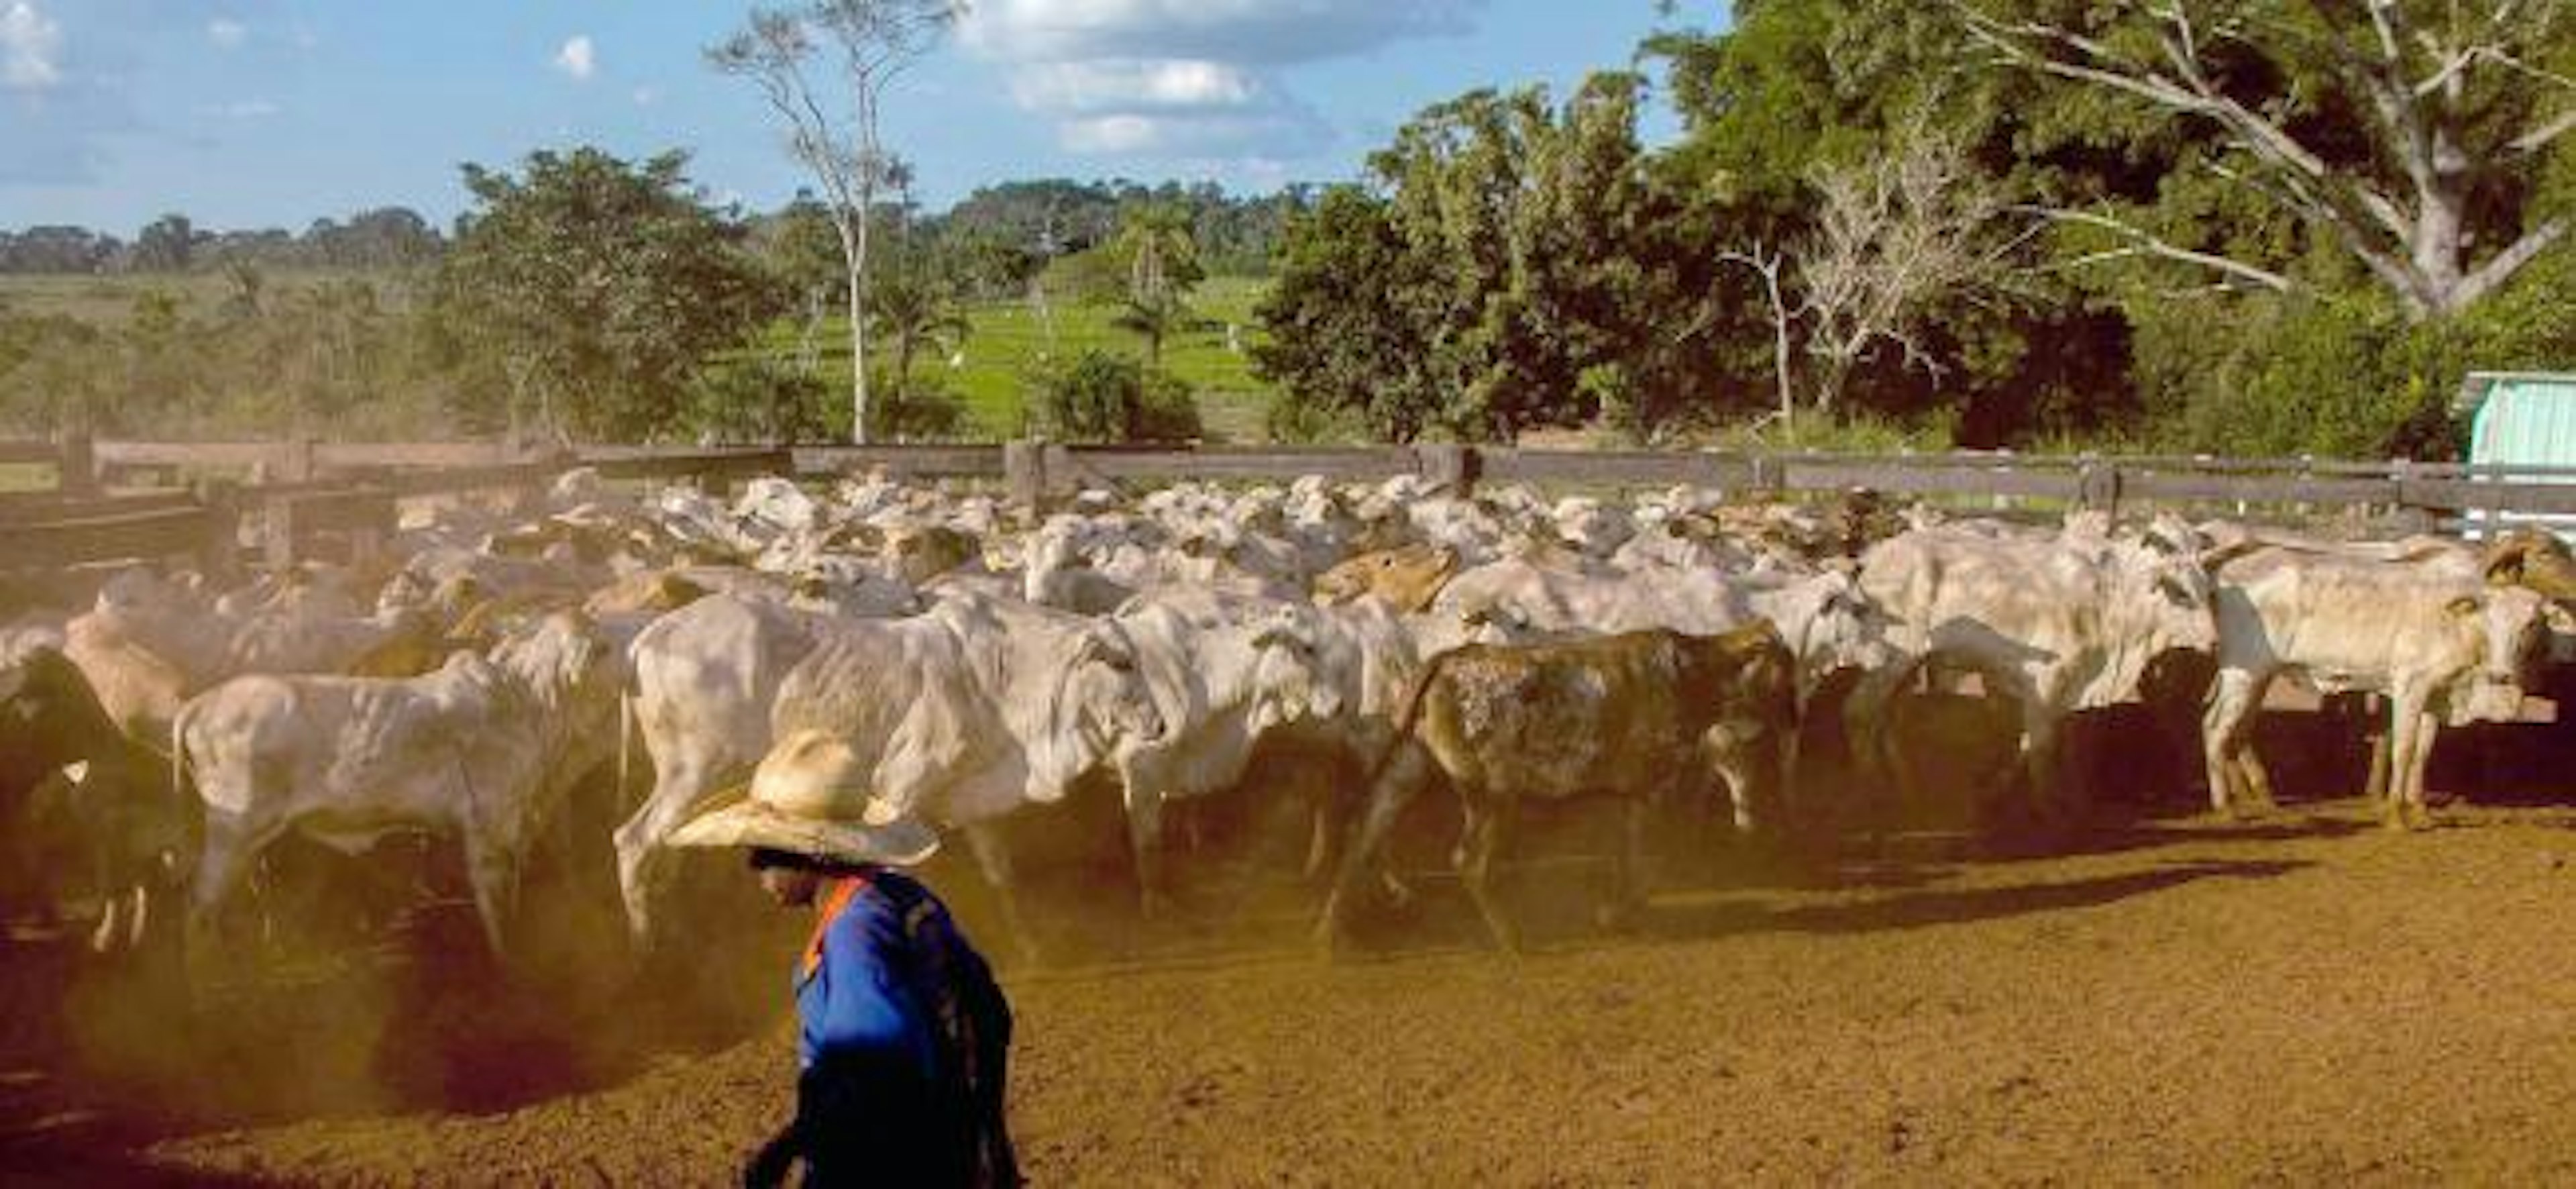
0;1;1707;236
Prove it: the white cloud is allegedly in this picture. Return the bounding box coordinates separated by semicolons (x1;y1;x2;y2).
959;0;1480;66
631;85;657;107
1012;58;1260;113
207;17;246;50
204;97;276;119
553;34;594;82
2;1;64;91
962;0;1478;162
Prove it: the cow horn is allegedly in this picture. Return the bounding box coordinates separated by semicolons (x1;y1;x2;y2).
2483;535;2532;586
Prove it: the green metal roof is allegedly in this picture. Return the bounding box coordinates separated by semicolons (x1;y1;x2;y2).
2462;372;2576;466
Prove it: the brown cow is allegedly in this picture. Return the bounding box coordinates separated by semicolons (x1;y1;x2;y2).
1310;543;1458;612
1316;623;1796;954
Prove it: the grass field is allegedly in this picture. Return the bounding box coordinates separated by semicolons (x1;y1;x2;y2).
5;268;1282;444
768;276;1281;442
0;269;423;325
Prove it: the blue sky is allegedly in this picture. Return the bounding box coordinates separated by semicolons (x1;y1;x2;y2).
1;1;1707;236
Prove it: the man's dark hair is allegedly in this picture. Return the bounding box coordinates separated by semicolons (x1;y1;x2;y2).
747;846;811;872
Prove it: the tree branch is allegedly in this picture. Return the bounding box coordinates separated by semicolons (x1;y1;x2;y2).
2025;205;2297;293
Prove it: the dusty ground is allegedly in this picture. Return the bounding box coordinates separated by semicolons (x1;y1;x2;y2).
11;713;2576;1186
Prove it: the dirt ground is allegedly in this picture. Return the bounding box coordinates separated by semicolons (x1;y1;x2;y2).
11;713;2576;1186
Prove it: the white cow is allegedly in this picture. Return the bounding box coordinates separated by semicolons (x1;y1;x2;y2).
2201;545;2548;829
614;593;840;944
177;611;623;959
1104;588;1343;913
761;592;1169;954
1854;521;2220;821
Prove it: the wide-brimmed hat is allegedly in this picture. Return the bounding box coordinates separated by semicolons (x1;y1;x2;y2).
667;729;941;866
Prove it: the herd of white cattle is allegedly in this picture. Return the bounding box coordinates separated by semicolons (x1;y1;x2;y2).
3;466;2570;965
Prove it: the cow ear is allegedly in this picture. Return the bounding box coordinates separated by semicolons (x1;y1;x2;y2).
2483;540;2528;587
1077;633;1135;671
2447;594;2483;618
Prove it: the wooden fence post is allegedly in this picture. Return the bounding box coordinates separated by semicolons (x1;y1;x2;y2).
197;480;243;582
56;429;95;497
282;436;319;483
1005;440;1046;509
263;495;301;570
2077;454;2121;521
1040;443;1079;501
1418;444;1478;497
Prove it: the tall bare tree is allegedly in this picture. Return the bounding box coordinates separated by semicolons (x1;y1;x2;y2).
710;1;959;443
1955;0;2576;321
1723;122;2028;419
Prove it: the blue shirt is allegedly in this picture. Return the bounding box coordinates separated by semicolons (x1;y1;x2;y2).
783;868;1018;1186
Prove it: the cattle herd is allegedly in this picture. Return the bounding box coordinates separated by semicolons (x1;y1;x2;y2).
4;466;2575;984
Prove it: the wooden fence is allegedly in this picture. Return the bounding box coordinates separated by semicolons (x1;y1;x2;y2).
7;432;2576;575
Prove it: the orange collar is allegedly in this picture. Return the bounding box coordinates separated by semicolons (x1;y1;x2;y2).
800;874;869;980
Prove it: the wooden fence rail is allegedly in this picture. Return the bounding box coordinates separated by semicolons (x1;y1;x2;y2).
11;433;2576;574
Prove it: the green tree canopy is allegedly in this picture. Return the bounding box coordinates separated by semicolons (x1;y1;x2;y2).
431;146;775;442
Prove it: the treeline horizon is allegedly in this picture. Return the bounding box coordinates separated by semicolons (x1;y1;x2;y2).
0;177;1314;281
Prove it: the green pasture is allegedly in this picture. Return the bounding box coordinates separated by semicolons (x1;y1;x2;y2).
774;276;1280;442
0;269;418;326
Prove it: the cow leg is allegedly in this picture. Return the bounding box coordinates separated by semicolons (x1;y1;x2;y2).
2201;668;2265;817
2363;722;2394;805
1600;789;1660;933
1457;793;1521;955
462;829;523;964
1841;660;1919;840
1301;755;1355;883
189;811;287;981
611;764;719;950
2018;706;2073;833
1119;770;1173;920
963;821;1043;968
2384;690;2439;831
1315;743;1432;955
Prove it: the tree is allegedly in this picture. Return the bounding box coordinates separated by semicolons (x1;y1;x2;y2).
1110;202;1203;366
1259;74;1678;442
1955;0;2576;321
709;0;961;444
867;240;970;415
431;147;773;442
1252;187;1442;440
133;213;197;272
1724;118;2030;419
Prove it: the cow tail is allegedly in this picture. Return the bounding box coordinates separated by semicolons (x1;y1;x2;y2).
616;688;633;805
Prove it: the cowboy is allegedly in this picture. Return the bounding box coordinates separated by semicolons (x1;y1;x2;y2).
671;729;1019;1188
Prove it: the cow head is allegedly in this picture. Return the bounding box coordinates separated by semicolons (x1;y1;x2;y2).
1311;543;1458;612
1040;624;1167;788
2449;586;2548;696
490;611;623;733
1786;570;1900;707
2482;529;2576;605
2125;548;2222;658
1246;607;1346;731
884;525;982;586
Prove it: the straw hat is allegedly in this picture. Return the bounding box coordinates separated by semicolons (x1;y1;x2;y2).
667;729;941;866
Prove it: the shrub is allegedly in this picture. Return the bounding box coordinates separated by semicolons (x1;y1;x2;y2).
1028;348;1203;443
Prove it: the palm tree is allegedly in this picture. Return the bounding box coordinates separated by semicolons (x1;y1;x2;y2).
867;255;969;421
1113;288;1188;368
1112;203;1201;366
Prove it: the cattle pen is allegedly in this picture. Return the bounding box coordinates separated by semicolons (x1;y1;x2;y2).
11;430;2576;1184
8;431;2576;576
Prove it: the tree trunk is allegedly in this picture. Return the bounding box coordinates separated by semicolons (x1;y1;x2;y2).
843;197;873;446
